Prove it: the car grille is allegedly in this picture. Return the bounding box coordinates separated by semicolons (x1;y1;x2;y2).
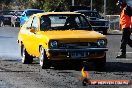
90;18;96;20
4;17;11;21
59;42;98;49
89;21;105;26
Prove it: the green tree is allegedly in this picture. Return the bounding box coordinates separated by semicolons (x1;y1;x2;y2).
0;0;120;15
31;0;68;11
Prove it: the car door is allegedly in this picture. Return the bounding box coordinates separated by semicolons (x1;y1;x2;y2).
27;16;40;56
21;16;34;54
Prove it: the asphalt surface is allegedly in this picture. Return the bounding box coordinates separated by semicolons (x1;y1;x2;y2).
0;27;132;88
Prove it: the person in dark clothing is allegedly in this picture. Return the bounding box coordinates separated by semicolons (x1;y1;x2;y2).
40;16;51;30
116;0;132;58
64;16;78;29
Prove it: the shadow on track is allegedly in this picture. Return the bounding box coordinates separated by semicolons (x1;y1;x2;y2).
50;62;132;72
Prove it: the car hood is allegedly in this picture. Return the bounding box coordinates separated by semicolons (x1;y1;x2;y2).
98;19;108;21
89;17;108;21
3;15;12;17
40;30;106;42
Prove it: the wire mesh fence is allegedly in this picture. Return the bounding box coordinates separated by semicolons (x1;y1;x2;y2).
105;15;120;30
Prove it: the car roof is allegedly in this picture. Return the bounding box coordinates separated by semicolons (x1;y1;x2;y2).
15;10;24;12
0;10;15;12
32;12;81;17
74;10;97;13
24;9;44;11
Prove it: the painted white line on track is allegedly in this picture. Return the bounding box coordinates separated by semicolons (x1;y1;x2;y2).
117;52;132;54
126;52;132;54
116;59;132;60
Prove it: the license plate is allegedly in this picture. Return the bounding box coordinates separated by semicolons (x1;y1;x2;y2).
70;52;86;58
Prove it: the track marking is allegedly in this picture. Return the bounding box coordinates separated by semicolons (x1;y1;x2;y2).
115;52;132;60
116;52;132;54
116;59;132;61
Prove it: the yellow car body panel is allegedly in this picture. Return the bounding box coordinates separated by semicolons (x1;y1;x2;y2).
40;30;105;42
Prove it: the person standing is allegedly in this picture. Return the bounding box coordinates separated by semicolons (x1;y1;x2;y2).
116;0;132;58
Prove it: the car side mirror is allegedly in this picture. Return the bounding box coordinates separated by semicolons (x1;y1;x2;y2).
30;28;36;34
26;27;31;29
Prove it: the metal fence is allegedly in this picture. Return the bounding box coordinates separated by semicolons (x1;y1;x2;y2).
105;15;120;30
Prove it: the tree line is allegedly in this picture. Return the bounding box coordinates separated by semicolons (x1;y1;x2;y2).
0;0;120;15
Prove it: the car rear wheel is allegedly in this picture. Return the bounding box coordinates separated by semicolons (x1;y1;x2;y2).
39;46;50;69
21;45;33;64
15;23;19;27
20;22;23;27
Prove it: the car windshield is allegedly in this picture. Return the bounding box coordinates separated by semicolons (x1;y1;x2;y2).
40;14;92;31
26;10;43;16
15;11;23;16
81;11;101;18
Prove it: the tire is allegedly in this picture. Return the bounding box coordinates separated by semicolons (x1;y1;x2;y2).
93;54;106;70
14;22;19;27
103;30;107;35
17;23;20;27
21;45;33;64
39;46;50;69
20;22;23;27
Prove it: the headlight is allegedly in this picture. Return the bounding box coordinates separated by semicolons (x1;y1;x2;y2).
50;41;58;48
97;39;107;47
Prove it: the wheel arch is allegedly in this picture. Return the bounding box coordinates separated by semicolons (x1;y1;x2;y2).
39;45;46;52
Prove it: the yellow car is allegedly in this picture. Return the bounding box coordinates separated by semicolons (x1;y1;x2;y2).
18;12;108;69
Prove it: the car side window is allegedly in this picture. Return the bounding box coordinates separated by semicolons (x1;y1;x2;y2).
79;16;89;27
31;16;39;30
75;17;81;26
40;16;51;31
26;16;33;28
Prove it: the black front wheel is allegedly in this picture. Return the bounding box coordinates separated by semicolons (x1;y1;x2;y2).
39;46;51;69
21;45;33;64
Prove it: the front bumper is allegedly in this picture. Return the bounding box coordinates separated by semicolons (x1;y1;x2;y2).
46;48;108;53
45;48;108;60
92;26;109;31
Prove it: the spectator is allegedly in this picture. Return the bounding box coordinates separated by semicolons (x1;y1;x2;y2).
116;0;132;58
40;16;51;30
